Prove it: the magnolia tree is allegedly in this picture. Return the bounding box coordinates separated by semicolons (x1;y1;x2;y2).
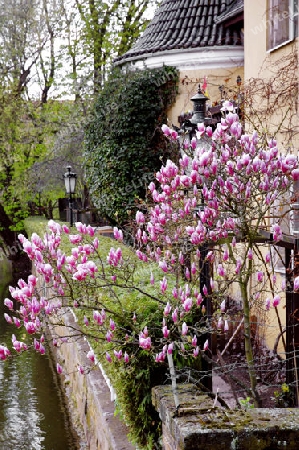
2;104;299;409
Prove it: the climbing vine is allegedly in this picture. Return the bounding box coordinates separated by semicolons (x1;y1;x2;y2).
84;65;179;225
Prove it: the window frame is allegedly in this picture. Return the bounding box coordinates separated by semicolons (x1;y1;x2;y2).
267;0;298;52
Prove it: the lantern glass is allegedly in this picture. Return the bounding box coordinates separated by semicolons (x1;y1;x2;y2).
64;166;77;194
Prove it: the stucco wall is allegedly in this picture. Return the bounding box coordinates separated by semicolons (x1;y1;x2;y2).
167;64;244;127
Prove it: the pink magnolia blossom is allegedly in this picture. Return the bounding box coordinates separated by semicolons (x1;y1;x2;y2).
191;262;197;275
167;342;174;354
185;267;190;280
113;227;123;241
93;310;104;325
110;319;116;331
221;100;234;112
87;350;95;363
172;308;178;323
83;316;89;326
13;317;21;328
160;277;168;294
162;325;170;338
161;124;171;136
196;293;203;306
217;264;226;277
159;260;168;273
220;299;226;313
273;295;281;307
106;331;113;342
78;365;85;374
181;322;188;336
114;349;122;360
69;234;82;244
235;259;242;274
193;346;200;357
191;335;197;347
155;352;165;363
25;321;37;334
139;335;151;350
223;248;229;261
203;339;209;351
257;271;264;282
136;211;145;224
272;224;282;242
163;302;171;316
183;297;193;312
4;313;13;324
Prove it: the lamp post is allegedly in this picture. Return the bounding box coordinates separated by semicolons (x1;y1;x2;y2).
64;165;77;227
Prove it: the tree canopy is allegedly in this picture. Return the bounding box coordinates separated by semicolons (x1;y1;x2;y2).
0;0;160;246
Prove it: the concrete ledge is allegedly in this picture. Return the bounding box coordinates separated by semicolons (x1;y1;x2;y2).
152;384;299;450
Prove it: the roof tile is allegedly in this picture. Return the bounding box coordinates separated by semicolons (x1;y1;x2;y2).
114;0;243;65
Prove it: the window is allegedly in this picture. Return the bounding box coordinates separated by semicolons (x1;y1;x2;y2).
267;0;298;50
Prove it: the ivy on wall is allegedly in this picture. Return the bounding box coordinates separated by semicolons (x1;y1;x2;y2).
84;65;179;225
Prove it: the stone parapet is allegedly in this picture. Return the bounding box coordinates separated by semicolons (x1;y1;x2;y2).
152;384;299;450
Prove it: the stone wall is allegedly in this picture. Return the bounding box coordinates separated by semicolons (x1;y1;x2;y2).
152;384;299;450
45;308;135;450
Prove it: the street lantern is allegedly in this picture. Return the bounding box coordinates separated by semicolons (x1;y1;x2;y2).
190;84;209;125
64;165;77;226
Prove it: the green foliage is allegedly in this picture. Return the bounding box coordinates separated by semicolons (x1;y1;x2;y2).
0;96;85;234
84;65;179;225
272;383;295;407
238;396;254;410
100;308;167;448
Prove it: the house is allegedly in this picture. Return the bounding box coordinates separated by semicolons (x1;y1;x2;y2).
243;0;298;357
115;0;244;127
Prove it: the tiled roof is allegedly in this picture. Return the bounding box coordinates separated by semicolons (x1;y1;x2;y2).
215;0;243;24
114;0;244;65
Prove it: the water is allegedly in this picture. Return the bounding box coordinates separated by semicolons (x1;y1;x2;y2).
0;261;81;450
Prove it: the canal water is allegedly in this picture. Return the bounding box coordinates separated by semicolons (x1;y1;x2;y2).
0;259;82;450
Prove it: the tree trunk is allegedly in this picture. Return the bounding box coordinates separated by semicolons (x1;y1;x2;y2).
0;203;16;248
240;280;262;407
